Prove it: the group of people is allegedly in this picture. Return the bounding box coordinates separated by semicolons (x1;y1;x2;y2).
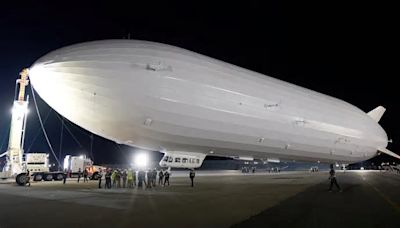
27;165;340;192
62;168;89;184
98;168;173;189
60;167;197;188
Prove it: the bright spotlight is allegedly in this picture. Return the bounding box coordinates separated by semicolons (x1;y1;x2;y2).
134;153;148;168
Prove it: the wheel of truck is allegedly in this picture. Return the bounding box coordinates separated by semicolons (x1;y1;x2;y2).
43;174;53;181
54;173;64;181
34;174;43;181
16;173;27;186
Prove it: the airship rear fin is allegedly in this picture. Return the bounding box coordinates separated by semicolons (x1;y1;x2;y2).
378;148;400;160
367;106;386;122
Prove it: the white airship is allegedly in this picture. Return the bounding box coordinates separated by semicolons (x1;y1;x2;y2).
28;40;398;168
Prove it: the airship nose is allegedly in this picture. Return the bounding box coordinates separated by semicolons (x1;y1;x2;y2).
28;60;91;127
29;62;60;106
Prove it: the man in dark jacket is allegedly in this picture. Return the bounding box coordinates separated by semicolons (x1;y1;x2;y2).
164;170;170;186
329;164;342;192
189;169;195;187
63;169;68;184
83;169;89;183
105;169;112;189
158;169;164;185
98;169;103;189
77;168;82;183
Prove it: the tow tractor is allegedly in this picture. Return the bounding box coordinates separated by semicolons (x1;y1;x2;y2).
63;154;105;180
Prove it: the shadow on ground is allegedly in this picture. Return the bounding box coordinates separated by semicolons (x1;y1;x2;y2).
233;173;400;228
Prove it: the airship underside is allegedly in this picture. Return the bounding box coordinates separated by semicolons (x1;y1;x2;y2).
29;40;393;165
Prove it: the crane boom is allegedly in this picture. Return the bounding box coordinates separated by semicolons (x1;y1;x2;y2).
1;69;29;176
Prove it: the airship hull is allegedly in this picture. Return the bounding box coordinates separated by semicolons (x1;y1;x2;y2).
29;40;388;163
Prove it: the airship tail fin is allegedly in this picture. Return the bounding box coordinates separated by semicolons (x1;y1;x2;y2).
367;106;386;122
378;148;400;160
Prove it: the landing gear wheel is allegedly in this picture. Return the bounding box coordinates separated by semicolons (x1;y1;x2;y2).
16;173;27;186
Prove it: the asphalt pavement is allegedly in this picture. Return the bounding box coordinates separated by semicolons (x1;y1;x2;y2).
0;170;398;228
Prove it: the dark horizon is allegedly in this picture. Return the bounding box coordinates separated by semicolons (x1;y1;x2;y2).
0;1;398;166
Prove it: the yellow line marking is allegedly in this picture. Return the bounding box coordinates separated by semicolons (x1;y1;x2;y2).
362;174;400;213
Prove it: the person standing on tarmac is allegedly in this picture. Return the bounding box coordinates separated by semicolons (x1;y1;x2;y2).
116;169;122;188
98;168;103;189
329;164;342;192
122;169;127;188
111;169;117;188
189;169;195;187
77;168;82;183
152;169;157;187
164;170;170;186
137;170;143;188
105;169;112;189
146;169;152;189
63;169;68;184
127;169;133;188
132;170;137;187
25;170;31;187
158;169;164;186
141;170;147;188
83;168;89;183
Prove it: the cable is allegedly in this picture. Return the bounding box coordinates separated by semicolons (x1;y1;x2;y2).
90;134;95;161
26;109;52;152
59;117;64;170
61;117;91;138
30;85;61;167
54;113;85;149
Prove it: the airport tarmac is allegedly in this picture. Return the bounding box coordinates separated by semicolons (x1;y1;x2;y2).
0;170;399;228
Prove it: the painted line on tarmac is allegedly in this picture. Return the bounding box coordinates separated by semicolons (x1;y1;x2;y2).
363;178;400;213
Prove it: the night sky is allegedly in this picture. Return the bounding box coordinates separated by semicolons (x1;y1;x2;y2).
0;1;398;166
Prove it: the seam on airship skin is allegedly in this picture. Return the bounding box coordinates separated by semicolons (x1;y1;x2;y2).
54;47;185;64
45;40;363;118
143;97;367;148
117;126;359;162
45;45;365;122
135;116;339;150
162;75;281;112
153;91;366;141
36;72;369;145
179;78;360;128
172;64;364;121
47;43;338;112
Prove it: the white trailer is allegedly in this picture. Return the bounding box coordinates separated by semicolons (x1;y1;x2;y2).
24;153;65;182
